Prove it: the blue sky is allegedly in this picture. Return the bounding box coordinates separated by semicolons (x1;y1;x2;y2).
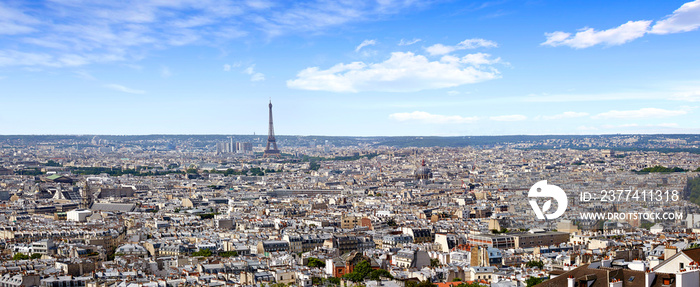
1;0;699;136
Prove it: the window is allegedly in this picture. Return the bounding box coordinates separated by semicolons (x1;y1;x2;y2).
680;262;684;269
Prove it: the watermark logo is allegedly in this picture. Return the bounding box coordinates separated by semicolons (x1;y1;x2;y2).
528;180;567;220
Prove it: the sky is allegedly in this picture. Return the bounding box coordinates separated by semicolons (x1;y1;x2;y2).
1;0;699;136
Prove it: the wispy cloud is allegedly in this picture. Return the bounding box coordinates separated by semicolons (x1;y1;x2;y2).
389;111;478;124
591;107;690;119
538;111;589;120
105;83;145;94
398;38;421;46
650;0;700;34
161;66;172;78
74;70;96;81
522;88;700;103
355;39;376;52
443;53;501;66
425;38;497;56
223;62;242;72
254;1;429;37
490;114;527;121
542;20;651;48
543;0;700;48
0;2;39;35
287;51;502;93
244;64;265;82
0;1;431;68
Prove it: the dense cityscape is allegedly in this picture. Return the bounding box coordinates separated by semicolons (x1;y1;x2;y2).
3;0;700;286
1;119;700;286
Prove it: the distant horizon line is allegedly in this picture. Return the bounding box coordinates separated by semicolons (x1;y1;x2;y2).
0;133;698;137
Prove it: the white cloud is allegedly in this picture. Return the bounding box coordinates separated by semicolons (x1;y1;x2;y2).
105;83;145;94
287;51;501;93
161;66;172;78
0;50;103;67
223;62;242;72
444;52;501;66
490;114;527;121
243;64;265;82
577;125;598;131
542;20;651;48
389;111;478;124
0;1;430;67
244;65;255;74
543;1;700;49
673;91;700;102
425;38;497;56
653;123;680;128
650;0;700;34
447;90;460;96
247;0;274;10
523;88;700;103
592;107;689;119
250;73;265;81
398;38;421;46
539;111;589;120
257;1;428;37
0;3;39;35
355;39;376;52
74;71;96;81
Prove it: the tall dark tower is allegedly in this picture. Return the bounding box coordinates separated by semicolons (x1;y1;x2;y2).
263;100;281;158
80;182;93;209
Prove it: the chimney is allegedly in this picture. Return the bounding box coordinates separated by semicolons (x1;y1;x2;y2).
567;275;575;287
664;246;677;260
645;270;656;287
609;278;623;287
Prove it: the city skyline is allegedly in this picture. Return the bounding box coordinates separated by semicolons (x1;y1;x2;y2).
1;0;699;136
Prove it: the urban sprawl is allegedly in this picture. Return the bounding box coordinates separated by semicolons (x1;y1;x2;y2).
1;134;700;287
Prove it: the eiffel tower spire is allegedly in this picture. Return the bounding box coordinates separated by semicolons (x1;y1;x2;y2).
264;100;281;158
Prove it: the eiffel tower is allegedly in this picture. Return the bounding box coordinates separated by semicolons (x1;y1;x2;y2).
263;100;281;158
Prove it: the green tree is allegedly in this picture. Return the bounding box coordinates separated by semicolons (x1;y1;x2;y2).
192;249;213;257
430;258;440;267
309;161;320;171
525;260;544;269
45;160;62;167
452;278;462;282
637;165;687;173
30;253;42;259
526;277;547;287
343;260;373;282
12;253;30;260
307;257;326;268
219;251;238;257
367;269;393;280
198;213;216;220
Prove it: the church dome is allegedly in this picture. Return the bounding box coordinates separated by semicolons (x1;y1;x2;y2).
414;159;432;180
